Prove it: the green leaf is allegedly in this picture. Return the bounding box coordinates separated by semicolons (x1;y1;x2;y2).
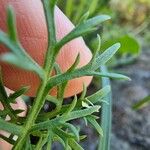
47;69;130;91
87;86;110;104
90;43;121;70
98;66;112;150
8;86;29;103
0;33;45;79
53;134;65;148
0;53;42;74
42;0;57;46
68;139;84;150
73;0;87;23
101;35;140;56
78;11;90;25
0;109;9;117
46;42;124;90
54;127;75;139
79;84;87;100
0;5;45;79
0;69;8;100
91;71;131;80
82;101;90;108
0;118;22;135
14;109;25;115
0;134;15;145
67;53;80;72
93;34;101;59
31;106;100;132
83;117;88;126
65;0;74;18
7;5;18;42
88;0;99;15
46;95;59;105
132;95;150;110
63;95;77;115
46;130;53;150
25;136;33;150
86;116;103;136
63;123;80;142
55;15;111;51
79;135;87;141
54;63;62;74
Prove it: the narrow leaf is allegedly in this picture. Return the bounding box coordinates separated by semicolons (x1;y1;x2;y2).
0;69;8;100
32;106;100;132
87;86;110;104
91;43;121;70
8;86;29;103
68;139;84;150
0;118;22;135
54;127;75;139
132;95;150;110
86;116;103;136
14;109;25;115
7;5;18;42
67;53;80;72
65;0;73;18
55;15;111;50
63;123;80;141
98;66;112;150
78;11;90;25
91;71;131;80
63;95;77;115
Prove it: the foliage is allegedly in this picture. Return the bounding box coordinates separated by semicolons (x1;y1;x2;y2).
58;0;150;67
0;0;130;149
132;95;150;110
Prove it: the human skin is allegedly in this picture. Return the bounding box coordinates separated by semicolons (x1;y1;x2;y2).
0;0;93;98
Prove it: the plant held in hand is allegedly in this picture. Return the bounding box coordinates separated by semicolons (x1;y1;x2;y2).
0;0;130;149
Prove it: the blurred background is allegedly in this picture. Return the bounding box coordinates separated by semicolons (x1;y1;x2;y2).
56;0;150;150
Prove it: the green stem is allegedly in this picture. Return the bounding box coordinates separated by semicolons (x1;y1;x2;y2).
13;1;58;149
13;81;48;150
98;66;112;150
30;106;100;132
